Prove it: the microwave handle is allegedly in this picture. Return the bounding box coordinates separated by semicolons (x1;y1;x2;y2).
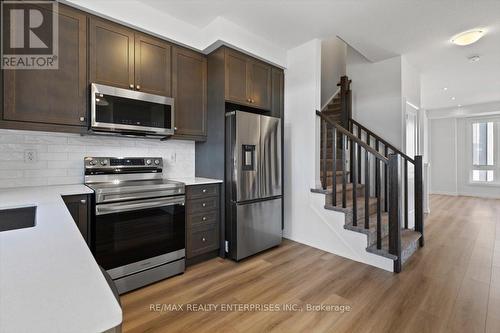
96;197;185;215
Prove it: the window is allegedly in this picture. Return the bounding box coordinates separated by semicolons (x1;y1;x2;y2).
471;121;495;182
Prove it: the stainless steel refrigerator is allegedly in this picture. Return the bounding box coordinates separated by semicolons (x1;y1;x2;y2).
225;111;282;261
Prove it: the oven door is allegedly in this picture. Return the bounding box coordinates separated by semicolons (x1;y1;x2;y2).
91;83;174;136
93;196;185;278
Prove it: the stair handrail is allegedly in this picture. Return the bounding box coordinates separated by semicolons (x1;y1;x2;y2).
349;118;415;164
317;111;388;163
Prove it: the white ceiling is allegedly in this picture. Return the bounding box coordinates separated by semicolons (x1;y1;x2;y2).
140;0;500;110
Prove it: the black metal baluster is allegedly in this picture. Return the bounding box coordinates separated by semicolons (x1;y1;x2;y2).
357;128;362;184
364;138;370;229
404;159;408;229
352;140;358;225
384;145;388;212
332;127;338;206
342;134;347;208
376;158;382;249
350;124;355;183
321;120;327;190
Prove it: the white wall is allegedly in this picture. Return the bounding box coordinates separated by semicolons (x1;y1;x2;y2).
429;118;458;195
347;47;403;149
401;56;421;109
429;113;500;198
64;0;287;68
0;129;194;188
320;37;346;107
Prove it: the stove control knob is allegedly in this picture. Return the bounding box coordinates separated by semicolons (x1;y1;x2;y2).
154;159;160;165
89;160;97;166
100;160;108;166
146;159;152;165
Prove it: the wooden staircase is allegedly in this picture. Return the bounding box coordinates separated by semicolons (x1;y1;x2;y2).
313;76;424;273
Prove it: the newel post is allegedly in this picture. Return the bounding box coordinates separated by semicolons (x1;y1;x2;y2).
338;75;351;129
414;155;424;247
388;154;402;273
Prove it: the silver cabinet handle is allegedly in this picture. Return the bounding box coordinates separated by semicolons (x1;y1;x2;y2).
80;199;86;204
96;197;185;215
202;237;206;242
174;127;178;131
79;117;85;122
136;85;141;90
202;216;207;221
202;203;206;207
129;84;134;89
202;189;207;193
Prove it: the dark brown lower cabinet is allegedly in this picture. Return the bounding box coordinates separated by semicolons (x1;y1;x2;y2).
63;194;90;244
186;184;220;264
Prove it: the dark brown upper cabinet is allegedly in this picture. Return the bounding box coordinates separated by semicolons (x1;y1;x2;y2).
225;50;249;105
248;60;272;110
172;47;207;140
89;17;134;90
271;68;284;119
134;33;171;96
224;49;272;110
3;4;88;127
89;18;172;95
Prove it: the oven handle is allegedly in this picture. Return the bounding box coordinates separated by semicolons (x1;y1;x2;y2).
95;196;185;215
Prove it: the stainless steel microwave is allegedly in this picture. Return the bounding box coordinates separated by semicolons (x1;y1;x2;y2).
90;83;175;137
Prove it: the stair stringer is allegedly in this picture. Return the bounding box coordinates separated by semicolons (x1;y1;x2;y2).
285;191;394;272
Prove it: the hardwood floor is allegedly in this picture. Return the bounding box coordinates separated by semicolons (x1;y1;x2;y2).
121;195;500;333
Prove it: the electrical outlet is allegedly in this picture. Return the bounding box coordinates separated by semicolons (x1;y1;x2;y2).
24;150;37;163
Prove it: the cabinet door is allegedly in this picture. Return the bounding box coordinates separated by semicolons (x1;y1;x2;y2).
172;47;207;139
224;50;249;105
63;195;89;244
89;17;134;89
271;68;284;118
248;60;272;110
3;5;87;126
135;33;171;96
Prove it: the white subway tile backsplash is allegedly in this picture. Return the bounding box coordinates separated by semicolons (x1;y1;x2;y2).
24;169;67;178
1;177;48;188
24;134;68;144
47;176;84;186
0;161;47;170
0;170;24;179
0;129;195;188
38;152;68;161
48;145;87;153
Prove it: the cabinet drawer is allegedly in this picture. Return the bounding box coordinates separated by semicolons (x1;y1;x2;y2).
186;184;219;199
188;224;219;258
187;211;218;229
187;196;218;214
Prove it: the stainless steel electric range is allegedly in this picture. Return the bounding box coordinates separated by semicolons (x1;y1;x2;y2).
84;157;185;294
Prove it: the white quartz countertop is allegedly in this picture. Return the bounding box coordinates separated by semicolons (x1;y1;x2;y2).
171;177;223;186
0;185;122;333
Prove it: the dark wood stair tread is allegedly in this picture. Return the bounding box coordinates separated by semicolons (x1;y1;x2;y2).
311;182;362;195
366;229;422;261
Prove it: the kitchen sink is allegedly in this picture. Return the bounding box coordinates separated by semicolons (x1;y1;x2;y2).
0;206;37;232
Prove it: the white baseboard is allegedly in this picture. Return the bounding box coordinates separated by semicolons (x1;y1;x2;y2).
429;191;458;196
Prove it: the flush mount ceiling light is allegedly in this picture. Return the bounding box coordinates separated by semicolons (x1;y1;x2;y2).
443;87;448;91
451;29;485;46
